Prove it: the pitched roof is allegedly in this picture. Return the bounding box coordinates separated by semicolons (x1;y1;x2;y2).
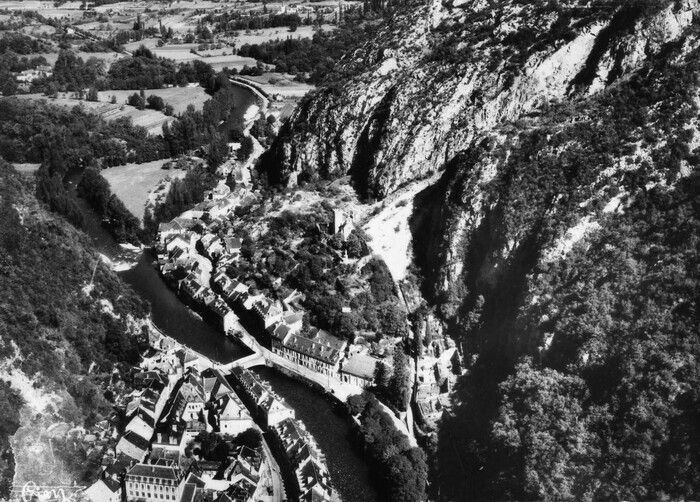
183;472;206;489
84;478;121;502
133;408;156;428
283;331;345;365
298;458;331;495
120;430;150;452
178;483;201;502
126;462;181;481
269;323;291;342
220;394;250;420
103;477;121;493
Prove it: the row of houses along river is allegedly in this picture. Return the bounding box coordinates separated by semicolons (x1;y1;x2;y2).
66;83;378;502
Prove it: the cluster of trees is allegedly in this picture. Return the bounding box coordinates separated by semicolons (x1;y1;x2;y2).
0;51;49;73
347;392;428;501
161;82;247;158
174;58;217;91
77;167;141;243
189;429;262;461
0;98;164;230
143;165;218;236
79;39;120;52
231;208;405;342
0;51;49;95
431;31;700;501
0;98;164;168
205;12;306;33
0;32;46;54
38;46;218;93
126;90;172;114
373;343;412;411
35;168;85;226
237;16;380;84
107;45;178;89
0;381;22;498
249;113;277;149
51;49;105;92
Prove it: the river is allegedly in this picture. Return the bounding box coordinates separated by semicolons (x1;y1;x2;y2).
74;197;379;501
64;166;249;363
67;82;379;502
253;367;378;502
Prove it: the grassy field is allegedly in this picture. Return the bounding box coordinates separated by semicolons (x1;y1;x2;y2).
98;85;210;114
16;94;173;135
123;40;257;70
1;0;86;20
102;159;186;220
18;23;56;36
154;44;256;70
239;73;314;98
203;53;257;71
231;24;335;46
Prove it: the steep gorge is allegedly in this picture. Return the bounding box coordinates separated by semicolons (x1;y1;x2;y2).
262;0;700;499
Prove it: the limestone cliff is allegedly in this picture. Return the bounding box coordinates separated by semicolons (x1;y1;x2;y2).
263;1;700;499
265;0;698;198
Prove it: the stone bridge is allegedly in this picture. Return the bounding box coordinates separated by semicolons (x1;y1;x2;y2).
220;351;266;372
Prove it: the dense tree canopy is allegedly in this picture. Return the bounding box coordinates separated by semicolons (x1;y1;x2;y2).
349;392;428;501
432;30;700;501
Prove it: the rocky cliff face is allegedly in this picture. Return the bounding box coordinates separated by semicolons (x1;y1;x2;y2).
264;2;700;500
266;0;698;198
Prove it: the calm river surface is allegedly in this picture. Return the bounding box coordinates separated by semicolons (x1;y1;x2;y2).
67;82;379;502
253;367;378;502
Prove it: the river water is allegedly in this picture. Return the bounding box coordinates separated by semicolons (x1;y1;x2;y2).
253;367;378;502
68;83;379;502
66;176;250;363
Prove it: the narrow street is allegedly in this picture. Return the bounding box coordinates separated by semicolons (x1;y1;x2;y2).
261;431;286;502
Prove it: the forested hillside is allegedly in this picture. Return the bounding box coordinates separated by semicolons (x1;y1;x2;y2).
426;39;700;496
261;0;700;499
0;160;148;493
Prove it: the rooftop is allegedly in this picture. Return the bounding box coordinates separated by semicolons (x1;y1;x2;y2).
283;329;346;365
126;462;181;481
120;430;150;452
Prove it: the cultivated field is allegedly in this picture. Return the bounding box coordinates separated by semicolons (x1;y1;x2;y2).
15;94;174;135
18;23;56;36
238;73;314;98
102;159;186;220
123;40;257;70
231;24;335;46
1;0;85;20
98;85;210;114
153;44;256;70
201;53;257;71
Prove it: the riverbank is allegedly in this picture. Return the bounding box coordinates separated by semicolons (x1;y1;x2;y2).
254;367;378;502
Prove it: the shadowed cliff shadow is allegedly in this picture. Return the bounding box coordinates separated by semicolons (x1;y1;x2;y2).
349;87;396;199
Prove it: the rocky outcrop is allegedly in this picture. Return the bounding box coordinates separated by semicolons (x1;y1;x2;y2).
265;0;698;199
263;4;700;498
